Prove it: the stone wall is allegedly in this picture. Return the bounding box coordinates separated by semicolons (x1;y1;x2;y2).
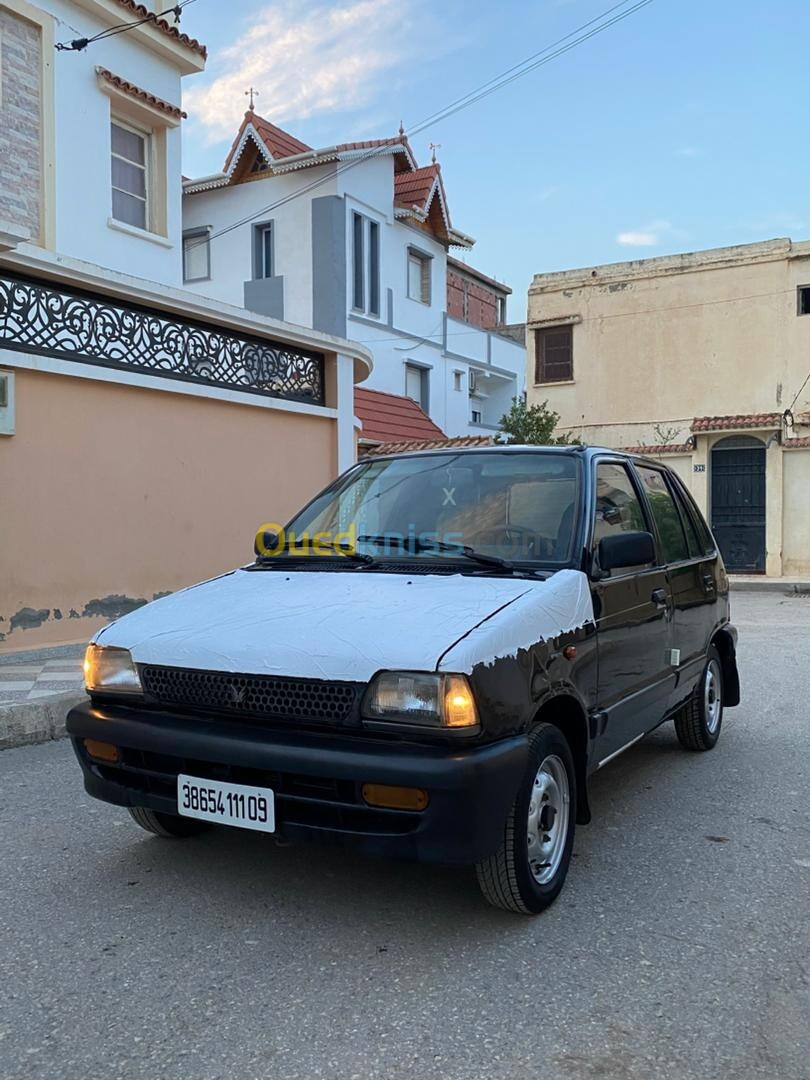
0;7;42;241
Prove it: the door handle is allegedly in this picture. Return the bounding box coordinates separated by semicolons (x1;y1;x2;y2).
651;588;668;607
702;573;716;591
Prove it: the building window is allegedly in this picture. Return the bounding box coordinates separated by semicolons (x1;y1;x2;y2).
471;408;482;424
407;248;431;304
798;286;810;315
182;228;210;282
351;212;380;316
253;222;274;279
352;212;364;310
535;325;573;383
110;120;149;230
497;296;507;325
453;370;463;391
405;363;429;413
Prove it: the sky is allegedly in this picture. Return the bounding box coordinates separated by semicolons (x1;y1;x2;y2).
178;0;809;319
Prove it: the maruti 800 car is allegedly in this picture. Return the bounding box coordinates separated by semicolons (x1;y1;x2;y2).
67;445;739;914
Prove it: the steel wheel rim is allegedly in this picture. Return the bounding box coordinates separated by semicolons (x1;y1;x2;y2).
704;659;722;734
527;754;570;885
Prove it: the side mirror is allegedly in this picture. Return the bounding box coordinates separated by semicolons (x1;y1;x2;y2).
597;531;655;572
254;530;280;558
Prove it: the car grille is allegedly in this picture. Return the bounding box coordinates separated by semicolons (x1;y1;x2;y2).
140;665;360;724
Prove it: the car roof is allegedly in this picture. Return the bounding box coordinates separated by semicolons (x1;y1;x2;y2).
359;444;669;466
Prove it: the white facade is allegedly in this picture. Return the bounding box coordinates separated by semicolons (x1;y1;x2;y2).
0;0;206;284
182;121;525;437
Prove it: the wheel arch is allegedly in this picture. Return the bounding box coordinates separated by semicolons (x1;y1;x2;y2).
532;693;591;825
711;627;740;707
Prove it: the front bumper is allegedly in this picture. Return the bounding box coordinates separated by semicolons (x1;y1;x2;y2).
67;701;528;865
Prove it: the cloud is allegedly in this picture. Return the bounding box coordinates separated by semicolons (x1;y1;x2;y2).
185;0;418;145
616;219;672;247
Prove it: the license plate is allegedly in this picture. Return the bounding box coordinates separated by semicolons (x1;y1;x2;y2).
177;774;275;833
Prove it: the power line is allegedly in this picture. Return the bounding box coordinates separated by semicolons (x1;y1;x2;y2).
56;0;197;52
187;0;656;252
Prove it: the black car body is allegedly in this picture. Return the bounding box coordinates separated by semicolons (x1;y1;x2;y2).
68;446;739;913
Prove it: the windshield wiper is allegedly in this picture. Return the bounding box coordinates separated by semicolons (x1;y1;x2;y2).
356;534;513;571
256;540;376;566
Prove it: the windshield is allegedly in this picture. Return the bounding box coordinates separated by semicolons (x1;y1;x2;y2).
280;451;581;566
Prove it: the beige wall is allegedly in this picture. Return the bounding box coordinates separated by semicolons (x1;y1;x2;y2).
782;448;810;576
527;240;810;447
0;368;337;651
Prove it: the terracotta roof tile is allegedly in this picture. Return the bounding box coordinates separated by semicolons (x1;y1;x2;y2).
110;1;207;58
96;68;185;120
223;111;311;172
784;436;810;448
622;443;692;454
394;164;439;212
691;413;782;432
362;434;495;457
355;388;445;445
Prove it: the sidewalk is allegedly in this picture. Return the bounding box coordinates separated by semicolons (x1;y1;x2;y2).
0;645;86;750
729;575;810;593
0;644;85;706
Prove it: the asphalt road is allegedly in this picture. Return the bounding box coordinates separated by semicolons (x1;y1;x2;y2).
1;592;809;1080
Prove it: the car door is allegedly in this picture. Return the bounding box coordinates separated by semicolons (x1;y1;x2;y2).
590;459;675;764
643;468;720;712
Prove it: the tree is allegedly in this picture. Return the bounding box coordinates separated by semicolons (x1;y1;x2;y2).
496;394;579;445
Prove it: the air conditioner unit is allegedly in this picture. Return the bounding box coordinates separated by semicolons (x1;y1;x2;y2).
468;369;478;394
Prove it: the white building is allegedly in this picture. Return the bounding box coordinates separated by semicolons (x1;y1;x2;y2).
182;111;526;437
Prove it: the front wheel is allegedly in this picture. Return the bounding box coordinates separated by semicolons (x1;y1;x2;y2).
128;806;209;837
674;645;723;751
476;723;576;914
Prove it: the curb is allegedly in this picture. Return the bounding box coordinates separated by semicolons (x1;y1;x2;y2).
0;691;86;751
730;580;810;595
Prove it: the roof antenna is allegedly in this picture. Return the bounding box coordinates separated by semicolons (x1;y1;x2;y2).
245;87;259;112
429;142;441;164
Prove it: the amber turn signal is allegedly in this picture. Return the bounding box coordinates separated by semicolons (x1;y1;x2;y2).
83;739;120;764
361;784;429;811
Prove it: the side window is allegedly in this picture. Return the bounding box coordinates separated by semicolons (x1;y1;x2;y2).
593;462;648;547
636;466;689;564
674;479;716;556
668;478;702;558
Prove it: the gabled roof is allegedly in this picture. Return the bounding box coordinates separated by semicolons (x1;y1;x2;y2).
355;388;445;445
223;111;312;173
394;164;474;249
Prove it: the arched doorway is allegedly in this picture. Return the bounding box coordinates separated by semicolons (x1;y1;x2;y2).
711;435;766;572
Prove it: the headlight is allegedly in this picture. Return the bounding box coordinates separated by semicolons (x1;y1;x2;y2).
362;672;478;731
83;644;142;694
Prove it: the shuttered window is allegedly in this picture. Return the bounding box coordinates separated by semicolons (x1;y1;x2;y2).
534;325;573;383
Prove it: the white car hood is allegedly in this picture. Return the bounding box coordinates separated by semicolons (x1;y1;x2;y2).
95;567;595;682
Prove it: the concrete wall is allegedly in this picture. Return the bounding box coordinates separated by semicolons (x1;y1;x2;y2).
0;366;337;652
527;239;810;447
782;448;810;575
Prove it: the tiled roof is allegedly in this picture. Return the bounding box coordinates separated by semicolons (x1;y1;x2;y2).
394;164;440;212
362;434;495;457
223;111;311;173
691;413;782;432
111;1;207;58
355;388;445;445
622;443;692;455
96;68;186;120
784;436;810;448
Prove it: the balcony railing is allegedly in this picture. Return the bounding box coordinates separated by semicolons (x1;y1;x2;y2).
0;271;325;405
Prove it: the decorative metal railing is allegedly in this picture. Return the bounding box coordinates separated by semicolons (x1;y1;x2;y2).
0;272;325;405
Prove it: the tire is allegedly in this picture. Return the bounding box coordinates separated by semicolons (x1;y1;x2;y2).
674;644;723;751
127;806;209;838
476;723;576;914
